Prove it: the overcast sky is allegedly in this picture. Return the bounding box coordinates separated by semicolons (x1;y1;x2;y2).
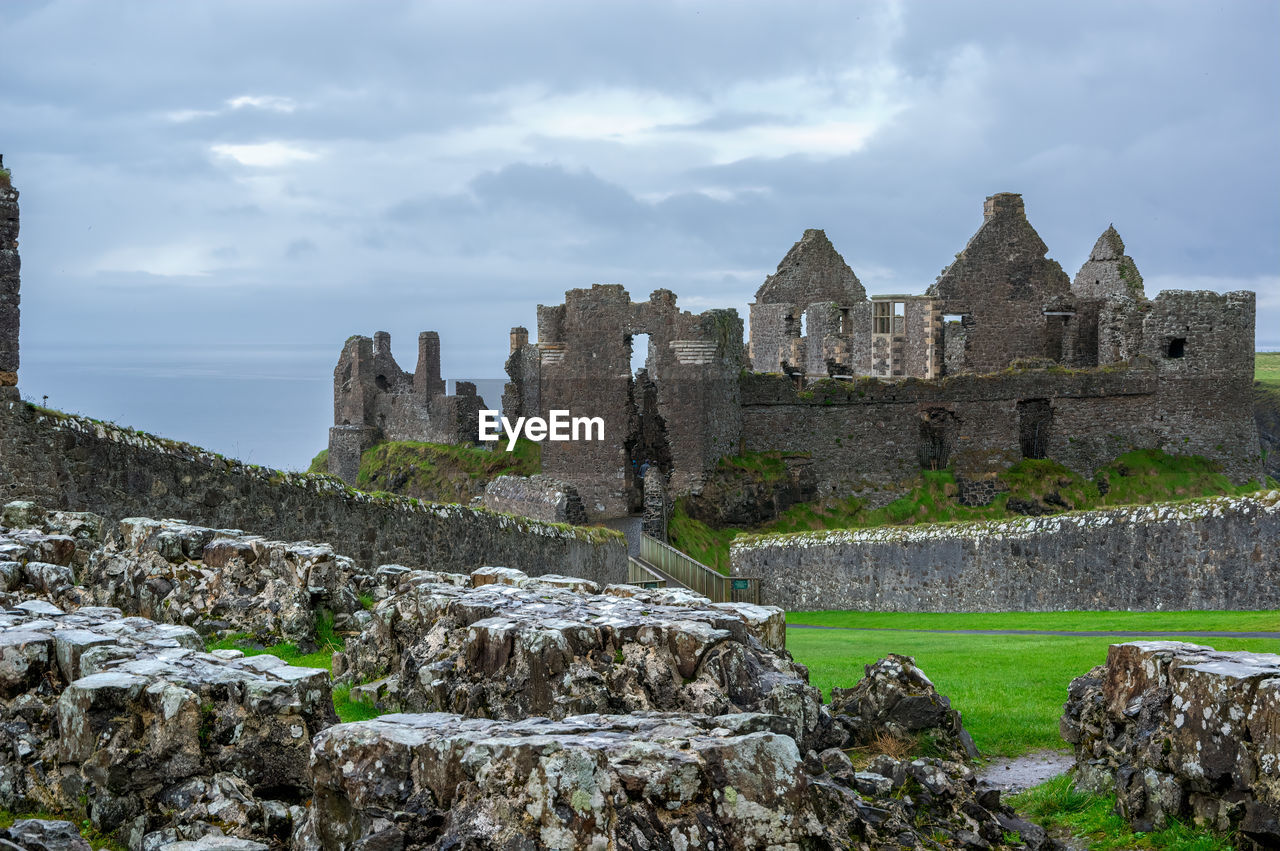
2;0;1277;470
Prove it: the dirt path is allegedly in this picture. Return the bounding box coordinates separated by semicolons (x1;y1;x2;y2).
978;749;1074;795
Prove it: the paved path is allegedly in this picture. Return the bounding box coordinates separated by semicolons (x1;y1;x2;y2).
786;624;1280;639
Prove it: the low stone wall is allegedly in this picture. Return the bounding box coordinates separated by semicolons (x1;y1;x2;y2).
0;401;626;585
731;491;1280;611
481;473;588;524
1061;642;1280;847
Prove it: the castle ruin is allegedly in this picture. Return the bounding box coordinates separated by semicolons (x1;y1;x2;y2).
326;331;486;483
502;193;1261;519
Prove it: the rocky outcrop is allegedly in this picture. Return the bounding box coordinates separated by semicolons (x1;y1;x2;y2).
297;711;1054;851
1;502;371;650
334;566;828;748
1062;641;1280;849
0;603;334;849
81;517;369;649
831;654;979;762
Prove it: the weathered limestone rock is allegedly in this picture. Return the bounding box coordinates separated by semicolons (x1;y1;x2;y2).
0;605;334;849
0;819;92;851
831;654;979;762
297;711;1056;850
335;566;828;748
1062;641;1280;848
79;517;368;648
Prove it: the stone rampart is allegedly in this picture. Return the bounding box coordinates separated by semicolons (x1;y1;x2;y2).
0;401;627;585
731;491;1280;612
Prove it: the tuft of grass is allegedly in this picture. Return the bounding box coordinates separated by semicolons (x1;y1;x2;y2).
1012;774;1238;850
787;626;1278;757
332;682;384;723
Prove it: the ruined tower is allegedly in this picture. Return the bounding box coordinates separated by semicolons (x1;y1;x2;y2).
0;156;18;399
326;330;486;484
927;193;1073;373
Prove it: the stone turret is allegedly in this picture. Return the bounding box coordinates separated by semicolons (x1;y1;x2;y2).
0;155;19;398
1072;225;1145;301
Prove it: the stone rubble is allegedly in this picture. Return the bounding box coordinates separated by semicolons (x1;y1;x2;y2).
333;565;828;749
1;502;369;649
0;601;333;849
0;499;1071;849
1062;641;1280;849
831;654;980;762
297;710;1054;851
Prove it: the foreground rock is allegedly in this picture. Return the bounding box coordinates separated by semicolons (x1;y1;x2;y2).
0;603;334;849
831;654;980;762
298;711;1054;851
334;565;829;747
1062;641;1280;848
1;501;369;649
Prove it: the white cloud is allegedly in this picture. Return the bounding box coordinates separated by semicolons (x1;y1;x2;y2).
226;94;298;113
211;141;321;168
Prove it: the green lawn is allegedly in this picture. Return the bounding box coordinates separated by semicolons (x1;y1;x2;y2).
1257;350;1280;389
787;620;1278;758
787;609;1280;633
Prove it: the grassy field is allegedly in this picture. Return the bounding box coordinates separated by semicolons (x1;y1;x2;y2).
787;612;1278;758
1257;350;1280;388
787;609;1280;633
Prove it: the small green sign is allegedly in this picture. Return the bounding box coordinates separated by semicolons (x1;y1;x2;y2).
731;579;750;591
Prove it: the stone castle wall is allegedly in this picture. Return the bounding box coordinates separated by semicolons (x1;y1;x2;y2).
0;160;17;396
731;491;1280;612
0;401;627;585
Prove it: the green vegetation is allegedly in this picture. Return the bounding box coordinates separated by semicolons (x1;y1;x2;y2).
343;438;540;502
307;448;329;474
1011;774;1237;850
204;612;390;723
672;449;1268;574
0;168;11;189
0;809;124;850
787;621;1276;757
787;609;1280;633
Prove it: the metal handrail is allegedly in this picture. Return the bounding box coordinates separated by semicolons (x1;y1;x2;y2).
637;533;760;605
627;557;667;589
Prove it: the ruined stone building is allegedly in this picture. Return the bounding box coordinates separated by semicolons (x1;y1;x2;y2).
327;331;486;483
0;155;18;401
503;193;1262;521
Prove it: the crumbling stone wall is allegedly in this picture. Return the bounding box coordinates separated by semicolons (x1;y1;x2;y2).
536;285;743;519
0;401;627;585
481;473;587;525
927;193;1073;373
0;157;18;399
1062;641;1280;848
500;325;540;421
326;330;485;484
731;491;1280;612
749;229;868;374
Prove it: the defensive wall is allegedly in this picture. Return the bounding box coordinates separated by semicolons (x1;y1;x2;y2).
730;490;1280;612
0;400;628;585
